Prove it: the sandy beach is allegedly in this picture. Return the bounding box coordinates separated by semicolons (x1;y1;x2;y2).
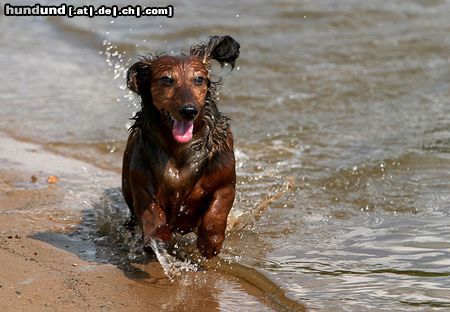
0;133;175;311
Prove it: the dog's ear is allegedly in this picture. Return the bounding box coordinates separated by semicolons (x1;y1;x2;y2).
193;35;240;69
127;61;151;95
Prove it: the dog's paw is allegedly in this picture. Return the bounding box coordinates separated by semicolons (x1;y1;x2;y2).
154;224;172;241
143;224;172;246
197;234;224;259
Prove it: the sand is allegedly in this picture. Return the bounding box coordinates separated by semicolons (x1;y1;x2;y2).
0;133;174;311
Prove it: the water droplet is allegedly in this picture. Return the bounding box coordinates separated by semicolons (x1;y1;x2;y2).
148;239;198;282
235;14;240;18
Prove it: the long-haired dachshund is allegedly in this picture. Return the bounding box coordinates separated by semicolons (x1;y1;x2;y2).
122;35;240;258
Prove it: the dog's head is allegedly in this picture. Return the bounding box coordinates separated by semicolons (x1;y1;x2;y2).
127;35;240;143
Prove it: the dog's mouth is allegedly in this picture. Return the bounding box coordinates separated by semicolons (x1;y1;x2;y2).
166;112;194;143
172;118;194;143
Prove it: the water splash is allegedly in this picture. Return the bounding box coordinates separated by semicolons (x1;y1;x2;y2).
101;40;129;80
148;238;199;282
228;176;296;232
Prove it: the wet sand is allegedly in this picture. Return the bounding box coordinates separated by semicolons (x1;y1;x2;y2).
0;133;173;311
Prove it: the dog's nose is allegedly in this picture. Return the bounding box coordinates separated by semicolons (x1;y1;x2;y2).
179;104;198;120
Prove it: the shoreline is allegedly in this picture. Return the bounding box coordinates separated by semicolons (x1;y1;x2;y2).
0;132;305;312
0;132;171;311
0;129;124;174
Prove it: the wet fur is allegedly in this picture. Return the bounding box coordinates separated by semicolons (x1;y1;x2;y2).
129;84;230;168
122;36;240;258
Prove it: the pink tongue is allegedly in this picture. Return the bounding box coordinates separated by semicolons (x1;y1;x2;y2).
172;119;194;143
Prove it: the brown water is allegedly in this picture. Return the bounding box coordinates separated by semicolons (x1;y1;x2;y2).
1;0;450;310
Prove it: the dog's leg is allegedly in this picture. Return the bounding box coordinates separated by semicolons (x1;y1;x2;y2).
132;188;171;244
197;185;235;258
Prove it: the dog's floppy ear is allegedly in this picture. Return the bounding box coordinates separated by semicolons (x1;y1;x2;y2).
127;60;151;95
192;35;240;69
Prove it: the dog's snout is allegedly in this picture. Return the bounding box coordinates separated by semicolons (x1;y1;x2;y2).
179;104;198;120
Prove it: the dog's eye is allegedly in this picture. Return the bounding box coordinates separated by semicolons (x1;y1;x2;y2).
159;76;174;86
193;76;205;86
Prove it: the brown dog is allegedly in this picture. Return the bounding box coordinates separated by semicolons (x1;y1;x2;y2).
122;36;240;258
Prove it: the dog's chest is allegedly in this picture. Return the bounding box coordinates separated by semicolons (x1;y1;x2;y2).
157;161;207;226
163;165;190;191
159;161;203;201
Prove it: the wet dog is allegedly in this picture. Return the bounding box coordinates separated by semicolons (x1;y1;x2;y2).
122;36;240;258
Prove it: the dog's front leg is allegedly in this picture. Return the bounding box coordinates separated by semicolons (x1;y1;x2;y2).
133;189;171;245
197;184;235;258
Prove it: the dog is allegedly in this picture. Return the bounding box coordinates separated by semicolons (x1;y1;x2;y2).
122;35;240;258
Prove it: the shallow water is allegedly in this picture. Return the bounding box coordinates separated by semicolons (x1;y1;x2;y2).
1;0;450;310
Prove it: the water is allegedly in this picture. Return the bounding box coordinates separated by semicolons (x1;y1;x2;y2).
1;0;450;310
149;238;199;282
